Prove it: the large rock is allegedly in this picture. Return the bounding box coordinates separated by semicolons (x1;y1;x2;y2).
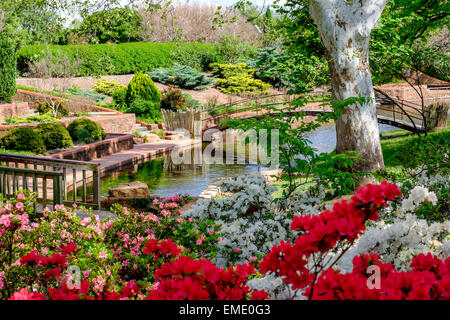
109;181;150;198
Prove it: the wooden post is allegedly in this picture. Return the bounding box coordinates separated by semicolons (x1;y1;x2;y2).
93;167;101;210
53;175;63;209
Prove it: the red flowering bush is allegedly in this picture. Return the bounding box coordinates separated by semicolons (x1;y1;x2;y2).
310;253;449;300
147;256;267;300
259;181;450;300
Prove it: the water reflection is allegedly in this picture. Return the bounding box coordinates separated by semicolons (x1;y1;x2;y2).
99;123;399;197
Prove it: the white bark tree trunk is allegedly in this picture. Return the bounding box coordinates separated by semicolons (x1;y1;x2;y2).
310;0;388;172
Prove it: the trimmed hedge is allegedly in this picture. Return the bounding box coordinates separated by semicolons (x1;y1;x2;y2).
17;42;224;77
34;123;73;150
0;127;45;154
67;118;106;144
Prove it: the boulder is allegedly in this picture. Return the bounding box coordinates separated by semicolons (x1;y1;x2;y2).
109;181;150;198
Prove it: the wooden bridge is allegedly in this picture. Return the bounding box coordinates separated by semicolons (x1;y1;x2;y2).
200;90;449;135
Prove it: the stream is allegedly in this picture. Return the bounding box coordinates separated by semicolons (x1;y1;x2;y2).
99;123;399;197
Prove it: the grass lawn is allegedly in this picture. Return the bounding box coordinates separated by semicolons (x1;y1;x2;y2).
380;126;449;178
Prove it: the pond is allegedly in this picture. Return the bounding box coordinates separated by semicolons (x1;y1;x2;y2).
98;123;399;198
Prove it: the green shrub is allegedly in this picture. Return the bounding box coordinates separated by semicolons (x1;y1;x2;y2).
148;64;213;90
161;87;186;111
93;78;127;96
216;35;255;63
17;42;223;77
34;123;73;150
36;100;70;117
125;72;162;106
125;98;162;122
0;127;45;154
110;87;127;111
210;62;253;78
0;31;17;102
215;75;271;95
210;62;271;95
67;118;106;144
66;8;143;44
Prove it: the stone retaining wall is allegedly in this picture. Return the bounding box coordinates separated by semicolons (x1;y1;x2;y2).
0;102;30;117
0;113;136;137
14;89;120;113
48;133;134;161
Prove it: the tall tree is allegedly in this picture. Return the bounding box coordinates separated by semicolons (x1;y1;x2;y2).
308;0;389;173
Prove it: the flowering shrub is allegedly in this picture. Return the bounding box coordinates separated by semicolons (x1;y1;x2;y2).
185;175;294;267
147;256;267;300
259;181;404;298
336;214;449;272
0;192;222;299
310;253;449;300
2;178;449;300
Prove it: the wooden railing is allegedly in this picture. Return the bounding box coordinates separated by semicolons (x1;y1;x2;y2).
0;154;101;211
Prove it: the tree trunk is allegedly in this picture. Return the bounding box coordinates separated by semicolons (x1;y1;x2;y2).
310;0;388;172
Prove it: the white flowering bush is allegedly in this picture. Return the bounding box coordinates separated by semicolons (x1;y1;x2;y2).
394;168;449;222
185;174;298;267
400;186;438;212
335;214;449;272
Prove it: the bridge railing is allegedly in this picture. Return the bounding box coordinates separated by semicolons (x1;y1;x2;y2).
0;153;101;211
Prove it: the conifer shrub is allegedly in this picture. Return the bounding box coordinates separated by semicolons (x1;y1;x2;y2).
0;31;17;102
209;62;251;78
0;127;45;154
93;78;127;96
125;72;162;105
148;64;213;90
66;118;106;144
34;123;73;150
210;63;271;95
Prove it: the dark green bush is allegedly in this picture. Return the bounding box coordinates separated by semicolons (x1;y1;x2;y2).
34;123;73;150
125;72;162;105
0;127;45;154
125;98;162;122
161;87;186;111
67;118;106;144
36;100;70;117
0;31;17;102
17;42;223;77
148;64;213;90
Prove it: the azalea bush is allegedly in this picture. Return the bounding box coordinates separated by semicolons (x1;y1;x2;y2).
0;191;223;299
251;181;449;300
2;179;449;300
185;175;294;267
